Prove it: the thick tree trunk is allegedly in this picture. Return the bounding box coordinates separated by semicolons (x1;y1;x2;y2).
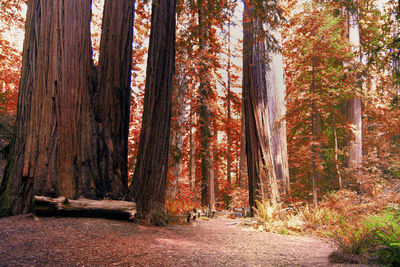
34;196;136;220
346;5;362;170
198;0;214;208
129;0;176;222
0;0;113;216
243;2;279;214
97;0;135;198
0;0;135;217
265;23;290;197
0;0;39;216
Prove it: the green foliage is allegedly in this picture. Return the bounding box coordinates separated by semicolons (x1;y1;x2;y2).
333;209;400;265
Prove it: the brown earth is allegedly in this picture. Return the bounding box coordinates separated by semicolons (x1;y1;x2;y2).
0;215;370;266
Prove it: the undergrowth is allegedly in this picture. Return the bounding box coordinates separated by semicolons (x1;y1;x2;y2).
254;188;400;266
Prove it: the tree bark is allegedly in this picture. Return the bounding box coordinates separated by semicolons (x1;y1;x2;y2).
189;101;196;190
129;0;176;222
238;104;247;188
97;0;135;198
310;55;323;207
0;0;136;217
227;21;232;186
243;2;279;214
0;0;115;216
346;3;362;170
0;0;39;216
34;196;136;220
198;0;214;208
265;20;290;197
169;59;188;199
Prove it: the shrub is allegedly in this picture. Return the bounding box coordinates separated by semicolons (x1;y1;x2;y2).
332;209;400;266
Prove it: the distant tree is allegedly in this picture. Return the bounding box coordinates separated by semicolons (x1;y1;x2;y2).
344;0;363;171
128;0;176;222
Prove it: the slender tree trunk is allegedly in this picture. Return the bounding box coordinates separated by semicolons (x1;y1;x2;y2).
198;0;214;208
227;21;232;186
238;104;247;188
243;2;278;214
265;19;290;197
189;101;196;190
129;0;176;222
346;4;362;170
310;55;323;207
97;0;135;198
332;113;342;189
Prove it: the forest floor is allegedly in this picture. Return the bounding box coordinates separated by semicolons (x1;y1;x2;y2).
0;214;371;267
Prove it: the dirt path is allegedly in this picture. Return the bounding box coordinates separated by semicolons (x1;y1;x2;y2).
0;215;366;266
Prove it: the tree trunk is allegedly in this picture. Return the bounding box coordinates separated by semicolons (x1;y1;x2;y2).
97;0;135;198
238;104;247;188
169;60;188;199
346;4;362;170
189;101;196;190
243;2;279;214
0;0;39;216
265;20;290;197
0;0;113;216
310;55;323;207
198;0;214;208
129;0;176;222
34;196;136;220
0;0;136;217
227;21;232;186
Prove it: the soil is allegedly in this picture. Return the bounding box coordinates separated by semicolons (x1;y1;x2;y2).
0;215;369;267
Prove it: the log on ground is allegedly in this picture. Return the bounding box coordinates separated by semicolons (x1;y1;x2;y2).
34;196;136;220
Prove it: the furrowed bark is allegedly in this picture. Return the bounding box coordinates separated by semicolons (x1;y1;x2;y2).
198;0;214;208
243;2;279;214
97;0;135;198
265;19;290;197
129;0;176;222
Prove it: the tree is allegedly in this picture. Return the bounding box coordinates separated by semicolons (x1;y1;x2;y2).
97;0;135;199
128;0;176;222
198;0;215;208
243;0;279;212
264;1;290;198
0;0;134;216
345;0;363;171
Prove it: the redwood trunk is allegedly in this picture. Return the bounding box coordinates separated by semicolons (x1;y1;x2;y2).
346;4;362;170
0;0;135;217
169;60;188;199
265;20;290;197
97;0;135;198
189;102;196;189
243;2;279;213
1;0;104;215
130;0;176;221
198;0;214;208
238;104;247;188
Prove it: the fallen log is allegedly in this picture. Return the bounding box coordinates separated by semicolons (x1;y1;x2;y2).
34;196;136;220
